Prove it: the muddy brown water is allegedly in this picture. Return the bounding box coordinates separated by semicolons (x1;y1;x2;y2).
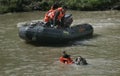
0;10;120;76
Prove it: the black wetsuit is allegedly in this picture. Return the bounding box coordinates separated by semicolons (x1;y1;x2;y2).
63;54;70;58
53;10;64;27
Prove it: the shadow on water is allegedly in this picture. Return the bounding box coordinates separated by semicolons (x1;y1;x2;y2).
25;34;100;47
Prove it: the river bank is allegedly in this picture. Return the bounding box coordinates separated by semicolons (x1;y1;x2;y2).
0;0;120;14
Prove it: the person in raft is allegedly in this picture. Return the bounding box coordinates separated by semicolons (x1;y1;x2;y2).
43;3;59;27
59;51;73;64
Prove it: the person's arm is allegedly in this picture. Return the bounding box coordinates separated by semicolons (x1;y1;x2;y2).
53;10;60;26
61;16;65;27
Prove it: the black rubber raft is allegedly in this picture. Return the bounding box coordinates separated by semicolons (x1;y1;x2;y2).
18;14;93;43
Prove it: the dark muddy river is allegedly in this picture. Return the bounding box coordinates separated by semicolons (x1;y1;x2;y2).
0;10;120;76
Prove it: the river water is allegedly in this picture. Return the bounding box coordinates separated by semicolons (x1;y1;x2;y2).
0;10;120;76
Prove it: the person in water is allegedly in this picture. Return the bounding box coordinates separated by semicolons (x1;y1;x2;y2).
75;56;88;65
62;51;70;58
59;51;73;64
60;51;88;65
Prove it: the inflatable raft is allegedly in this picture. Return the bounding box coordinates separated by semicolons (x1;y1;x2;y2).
18;14;93;43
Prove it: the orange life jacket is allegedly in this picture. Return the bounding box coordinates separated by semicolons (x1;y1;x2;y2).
44;7;65;22
57;7;65;21
44;9;54;22
59;56;73;64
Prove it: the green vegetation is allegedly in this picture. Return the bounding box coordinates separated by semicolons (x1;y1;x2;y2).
0;0;119;14
65;0;120;10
